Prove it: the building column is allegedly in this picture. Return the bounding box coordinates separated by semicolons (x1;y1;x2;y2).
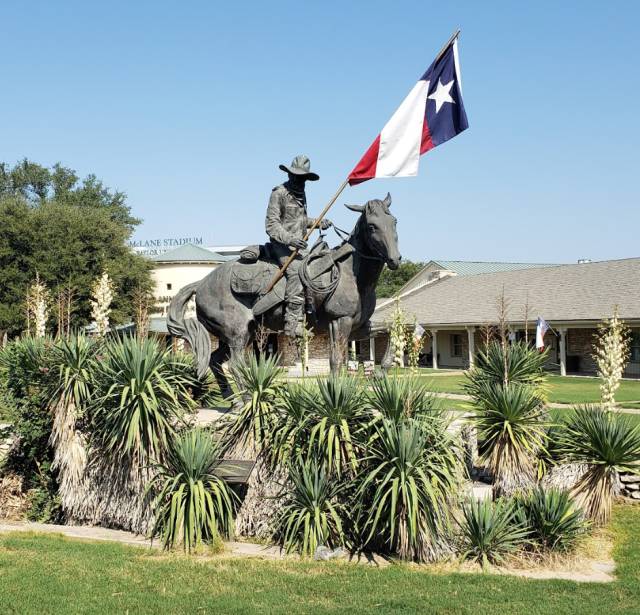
369;336;376;363
350;340;356;360
559;328;568;377
430;330;438;369
467;326;476;368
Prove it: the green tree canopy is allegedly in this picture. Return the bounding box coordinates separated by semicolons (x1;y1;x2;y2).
0;160;152;336
375;260;424;298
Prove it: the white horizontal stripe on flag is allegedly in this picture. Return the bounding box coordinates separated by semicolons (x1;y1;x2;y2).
376;79;429;178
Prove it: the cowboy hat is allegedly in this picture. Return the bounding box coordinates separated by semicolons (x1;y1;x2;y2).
279;155;319;181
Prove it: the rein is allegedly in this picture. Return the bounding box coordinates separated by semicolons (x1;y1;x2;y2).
332;223;386;262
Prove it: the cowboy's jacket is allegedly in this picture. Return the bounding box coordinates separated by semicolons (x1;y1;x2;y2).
265;181;317;246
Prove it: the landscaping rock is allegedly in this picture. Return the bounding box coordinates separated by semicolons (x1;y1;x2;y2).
630;491;640;500
621;474;640;484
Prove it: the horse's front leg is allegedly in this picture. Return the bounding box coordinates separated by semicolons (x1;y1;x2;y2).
328;316;353;375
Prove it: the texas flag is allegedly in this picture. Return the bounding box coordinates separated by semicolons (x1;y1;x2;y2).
348;38;468;185
536;317;550;351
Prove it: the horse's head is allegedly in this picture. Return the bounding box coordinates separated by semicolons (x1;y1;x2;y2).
345;193;402;270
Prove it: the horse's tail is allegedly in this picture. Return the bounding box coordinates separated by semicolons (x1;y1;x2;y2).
166;281;211;380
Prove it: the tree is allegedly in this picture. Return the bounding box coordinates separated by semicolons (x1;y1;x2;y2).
0;160;153;336
376;261;424;298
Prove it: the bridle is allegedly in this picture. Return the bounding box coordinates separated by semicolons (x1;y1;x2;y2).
332;219;387;263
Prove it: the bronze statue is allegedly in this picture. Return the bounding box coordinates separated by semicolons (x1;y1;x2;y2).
167;157;401;397
265;155;331;337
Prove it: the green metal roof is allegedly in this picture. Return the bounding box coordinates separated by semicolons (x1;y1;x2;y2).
149;243;229;263
433;260;559;276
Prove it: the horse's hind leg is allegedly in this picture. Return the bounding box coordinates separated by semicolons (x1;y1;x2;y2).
210;342;232;399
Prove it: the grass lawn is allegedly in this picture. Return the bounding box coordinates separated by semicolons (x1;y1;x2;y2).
402;372;640;406
545;376;640;405
1;506;640;614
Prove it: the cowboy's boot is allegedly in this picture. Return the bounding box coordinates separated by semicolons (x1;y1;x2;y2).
284;299;305;338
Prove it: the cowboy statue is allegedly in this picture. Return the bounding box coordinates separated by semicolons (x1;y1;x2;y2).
265;155;331;337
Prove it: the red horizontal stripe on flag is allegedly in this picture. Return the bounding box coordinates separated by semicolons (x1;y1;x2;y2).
348;135;380;185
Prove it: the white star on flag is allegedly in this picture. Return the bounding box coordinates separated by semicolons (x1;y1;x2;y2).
428;79;456;113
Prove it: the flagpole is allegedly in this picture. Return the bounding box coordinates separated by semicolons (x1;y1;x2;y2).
262;178;349;295
435;29;460;63
262;28;461;296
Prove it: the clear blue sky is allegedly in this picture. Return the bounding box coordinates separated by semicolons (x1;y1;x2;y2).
2;1;638;263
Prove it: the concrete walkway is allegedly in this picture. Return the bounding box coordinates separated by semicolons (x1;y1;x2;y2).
0;521;285;559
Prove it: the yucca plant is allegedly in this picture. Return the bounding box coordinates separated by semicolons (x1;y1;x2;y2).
48;335;97;495
560;406;640;525
225;352;284;452
515;487;587;552
90;336;197;464
466;340;548;396
277;457;347;556
368;375;441;423
148;428;235;552
472;382;548;496
460;498;529;568
357;417;460;562
267;381;315;468
307;374;369;477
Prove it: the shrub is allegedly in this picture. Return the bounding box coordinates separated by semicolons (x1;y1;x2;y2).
226;353;284;451
148;428;235;552
368;375;440;423
471;382;548;495
459;498;529;568
90;337;197;464
48;335;97;491
268;382;314;468
516;487;588;552
356;417;460;562
306;375;369;477
277;457;347;556
561;406;640;525
466;340;548;395
0;338;61;522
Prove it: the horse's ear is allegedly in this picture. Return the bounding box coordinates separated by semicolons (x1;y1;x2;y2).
382;192;392;208
344;203;365;213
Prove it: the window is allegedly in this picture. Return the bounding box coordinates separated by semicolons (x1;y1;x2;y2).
166;283;172;291
631;332;640;363
450;334;463;358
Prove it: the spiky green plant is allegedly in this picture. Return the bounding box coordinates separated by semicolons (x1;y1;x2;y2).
466;340;548;395
515;487;588;552
561;406;640;525
357;417;460;562
267;381;315;468
307;375;368;477
471;382;548;496
48;335;97;494
368;375;441;423
459;498;529;568
226;352;284;451
148;428;235;552
90;337;196;464
277;457;347;556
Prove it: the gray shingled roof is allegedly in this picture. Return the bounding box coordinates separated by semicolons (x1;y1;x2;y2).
433;260;559;276
373;258;640;328
149;244;229;263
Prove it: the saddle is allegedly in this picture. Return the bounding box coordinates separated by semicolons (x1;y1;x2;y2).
230;240;354;317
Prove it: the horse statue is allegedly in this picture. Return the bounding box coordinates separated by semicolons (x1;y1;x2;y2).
167;193;401;397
